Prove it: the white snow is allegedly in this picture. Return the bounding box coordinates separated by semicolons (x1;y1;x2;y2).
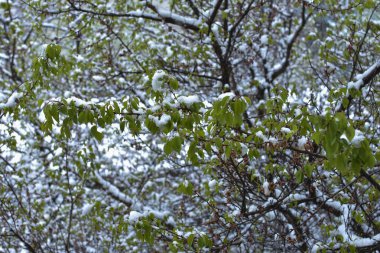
208;180;217;190
75;54;85;62
166;216;176;227
81;203;93;216
347;61;380;90
0;53;9;60
347;79;363;90
66;96;91;108
39;43;49;56
217;92;235;100
311;231;380;252
260;35;268;44
248;205;257;212
355;61;380;82
92;75;106;81
152;70;166;91
263;181;270;196
148;114;171;128
337;204;351;241
177;95;200;106
128;208;173;225
241;143;248;155
294;108;302;117
281;127;291;134
256;131;268;142
268;59;286;79
166;47;173;57
340;129;365;147
272;63;282;72
95;172;132;204
297;136;308;149
129;211;143;222
0;92;23;109
350;233;380;247
351;130;365;147
153;6;201;27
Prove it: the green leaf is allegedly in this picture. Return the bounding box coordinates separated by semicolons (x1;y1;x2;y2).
345;125;355;141
46;44;61;62
164;136;183;155
120;121;126;132
295;170;304;183
97;117;105;128
342;97;349;109
172;136;183;153
336;154;347;172
113;101;120;114
178;181;193;196
181;116;194;130
375;151;380;162
164;140;173;155
231;100;246;115
304;164;314;177
312;132;321;145
187;141;199;165
169;77;179;90
187;234;195;246
185;181;193;195
50;104;59;123
68;106;78;123
91;126;104;142
43;105;52;122
145;118;159;134
78;110;87;124
130;98;139;110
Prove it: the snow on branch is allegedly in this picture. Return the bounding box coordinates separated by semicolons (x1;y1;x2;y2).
66;1;200;31
347;60;380;90
0;92;23;109
95;171;132;205
146;3;201;30
312;233;380;253
269;5;312;81
339;60;380;112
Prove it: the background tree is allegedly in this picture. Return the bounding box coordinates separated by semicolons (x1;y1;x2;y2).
0;0;379;252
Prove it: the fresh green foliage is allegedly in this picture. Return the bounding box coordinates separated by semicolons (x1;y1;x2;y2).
0;0;379;252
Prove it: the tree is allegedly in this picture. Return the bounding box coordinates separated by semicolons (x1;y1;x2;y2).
0;0;379;252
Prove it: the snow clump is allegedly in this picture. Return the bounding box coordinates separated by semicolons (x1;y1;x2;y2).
152;70;166;91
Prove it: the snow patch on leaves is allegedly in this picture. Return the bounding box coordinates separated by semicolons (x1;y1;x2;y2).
152;70;166;91
148;114;171;128
177;95;200;106
217;92;235;100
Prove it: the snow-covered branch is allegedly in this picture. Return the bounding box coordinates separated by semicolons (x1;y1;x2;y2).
347;60;380;90
95;171;132;205
270;4;312;81
339;60;380;111
0;92;22;110
312;233;380;253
